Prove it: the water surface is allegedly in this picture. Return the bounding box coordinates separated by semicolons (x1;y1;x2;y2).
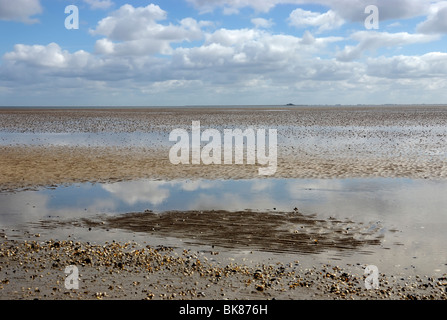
1;178;446;276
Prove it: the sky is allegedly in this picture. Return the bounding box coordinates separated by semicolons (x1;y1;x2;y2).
0;0;446;106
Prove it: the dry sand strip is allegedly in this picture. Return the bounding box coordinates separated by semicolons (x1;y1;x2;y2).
1;145;447;192
0;235;446;300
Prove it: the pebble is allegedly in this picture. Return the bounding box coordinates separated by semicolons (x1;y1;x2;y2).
0;237;445;300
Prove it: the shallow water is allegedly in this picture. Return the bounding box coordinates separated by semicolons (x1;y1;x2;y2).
0;177;446;276
0;131;167;148
2;123;446;161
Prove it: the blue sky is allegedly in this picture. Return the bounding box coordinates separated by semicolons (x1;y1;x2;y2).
0;0;446;106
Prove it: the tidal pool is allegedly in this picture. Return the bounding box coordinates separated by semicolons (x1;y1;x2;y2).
0;177;446;276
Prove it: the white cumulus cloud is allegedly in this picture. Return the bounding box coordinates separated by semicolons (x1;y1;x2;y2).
366;52;447;79
337;31;440;61
251;17;274;28
186;0;432;22
90;4;206;55
417;2;447;34
0;0;42;23
288;9;345;33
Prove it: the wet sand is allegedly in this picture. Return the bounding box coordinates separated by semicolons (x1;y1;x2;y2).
1;106;447;300
1;106;447;191
1;144;446;192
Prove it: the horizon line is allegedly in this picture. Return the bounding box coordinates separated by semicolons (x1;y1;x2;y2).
1;103;447;109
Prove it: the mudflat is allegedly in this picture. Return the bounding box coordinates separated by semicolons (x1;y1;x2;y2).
1;106;447;300
1;106;447;191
